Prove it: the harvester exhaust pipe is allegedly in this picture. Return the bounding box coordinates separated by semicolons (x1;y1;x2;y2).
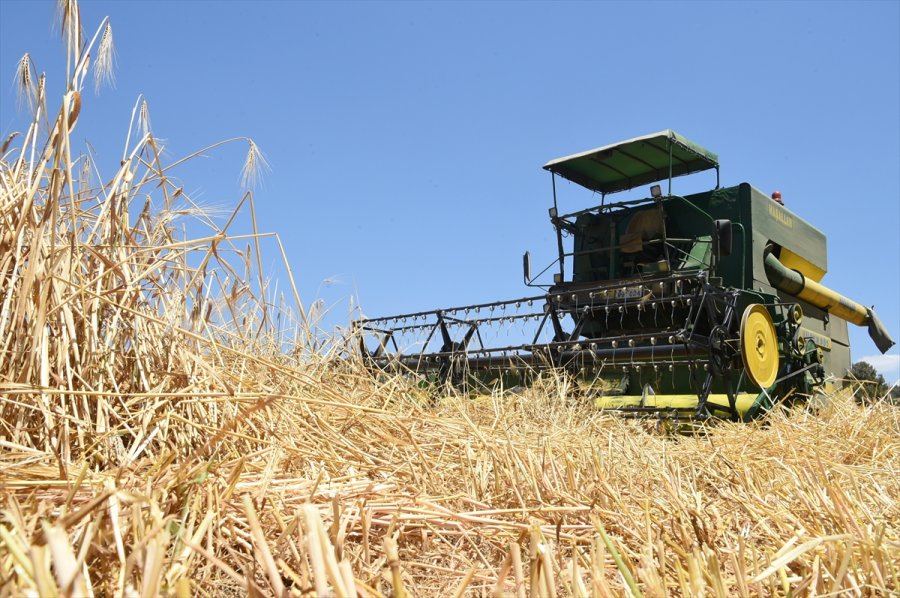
763;249;895;353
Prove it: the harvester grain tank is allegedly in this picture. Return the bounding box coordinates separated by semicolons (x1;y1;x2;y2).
353;131;895;420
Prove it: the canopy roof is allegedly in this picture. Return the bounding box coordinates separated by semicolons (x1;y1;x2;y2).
543;130;718;194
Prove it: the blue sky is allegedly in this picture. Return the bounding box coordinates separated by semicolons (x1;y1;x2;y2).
2;0;898;381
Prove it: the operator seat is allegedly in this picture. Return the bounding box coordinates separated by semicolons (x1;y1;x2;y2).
620;209;667;272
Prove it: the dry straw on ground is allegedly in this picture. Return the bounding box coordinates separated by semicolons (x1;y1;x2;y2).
1;3;898;596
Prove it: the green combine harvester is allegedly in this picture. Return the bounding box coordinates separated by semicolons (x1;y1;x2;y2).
353;131;894;420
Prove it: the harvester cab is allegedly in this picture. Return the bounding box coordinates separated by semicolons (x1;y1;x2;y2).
353;131;894;421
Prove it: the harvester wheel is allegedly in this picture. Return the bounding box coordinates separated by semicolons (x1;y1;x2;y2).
740;304;779;389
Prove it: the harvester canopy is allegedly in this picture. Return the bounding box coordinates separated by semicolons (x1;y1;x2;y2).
543;130;719;194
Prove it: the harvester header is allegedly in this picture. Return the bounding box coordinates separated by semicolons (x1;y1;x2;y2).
353;131;894;421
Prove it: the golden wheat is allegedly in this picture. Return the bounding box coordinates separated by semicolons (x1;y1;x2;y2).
1;4;897;597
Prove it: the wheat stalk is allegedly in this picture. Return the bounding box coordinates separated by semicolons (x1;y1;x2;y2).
0;3;897;597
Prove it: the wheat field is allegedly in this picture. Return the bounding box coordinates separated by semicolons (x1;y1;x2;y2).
1;4;898;597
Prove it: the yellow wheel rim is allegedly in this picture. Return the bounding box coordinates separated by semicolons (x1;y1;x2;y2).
740;304;779;389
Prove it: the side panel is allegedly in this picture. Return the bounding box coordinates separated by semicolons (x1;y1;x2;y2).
748;184;827;284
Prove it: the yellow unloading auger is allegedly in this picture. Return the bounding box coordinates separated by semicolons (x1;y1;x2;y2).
353;131;896;421
763;249;895;354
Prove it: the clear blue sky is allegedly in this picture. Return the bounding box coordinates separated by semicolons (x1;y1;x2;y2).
2;1;898;381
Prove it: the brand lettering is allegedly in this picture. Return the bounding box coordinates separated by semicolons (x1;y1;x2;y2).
768;203;793;229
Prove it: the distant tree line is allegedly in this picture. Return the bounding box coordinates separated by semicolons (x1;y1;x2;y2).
848;361;900;404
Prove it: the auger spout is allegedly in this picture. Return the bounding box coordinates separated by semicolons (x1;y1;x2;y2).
763;250;895;354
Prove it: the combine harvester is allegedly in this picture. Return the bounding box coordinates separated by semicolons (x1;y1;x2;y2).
353;131;894;420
